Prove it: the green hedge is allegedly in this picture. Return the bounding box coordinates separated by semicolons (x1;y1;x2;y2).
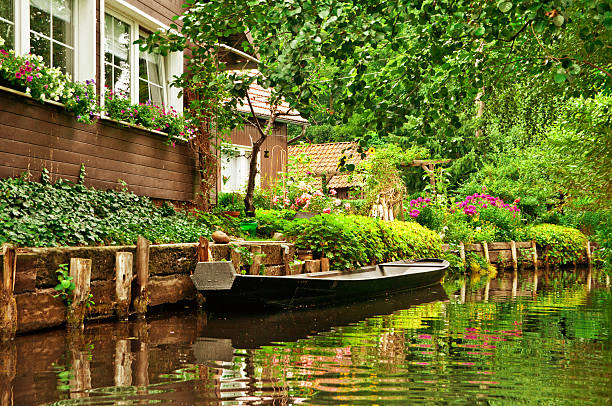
0;174;225;247
285;214;442;270
521;223;588;265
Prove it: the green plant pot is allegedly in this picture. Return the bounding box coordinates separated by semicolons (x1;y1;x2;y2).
239;221;258;237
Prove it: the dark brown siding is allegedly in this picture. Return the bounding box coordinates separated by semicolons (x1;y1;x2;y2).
0;89;196;201
228;121;288;189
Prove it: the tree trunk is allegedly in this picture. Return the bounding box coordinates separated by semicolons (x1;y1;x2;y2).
244;115;277;216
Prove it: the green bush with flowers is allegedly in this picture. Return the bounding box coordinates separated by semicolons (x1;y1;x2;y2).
0;44;99;124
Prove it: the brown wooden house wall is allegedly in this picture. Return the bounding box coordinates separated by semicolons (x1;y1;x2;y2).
0;89;196;201
225;121;288;190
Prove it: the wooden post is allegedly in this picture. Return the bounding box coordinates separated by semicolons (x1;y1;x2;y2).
531;240;538;270
134;320;149;389
459;242;466;267
482;241;490;264
484;278;490;302
231;249;241;273
281;244;291;276
460;279;466;304
115;252;133;319
586;241;592;266
510;241;518;272
68;258;92;329
320;257;330;273
133;236;150;316
512;270;518;298
249;245;262;275
1;244;17;342
532;271;539;296
68;330;92;399
198;236;210;263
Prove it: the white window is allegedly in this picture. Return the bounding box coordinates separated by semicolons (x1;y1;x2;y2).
221;144;260;193
1;0;96;81
101;1;182;111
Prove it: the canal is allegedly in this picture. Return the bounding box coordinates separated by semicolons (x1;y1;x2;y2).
3;268;611;405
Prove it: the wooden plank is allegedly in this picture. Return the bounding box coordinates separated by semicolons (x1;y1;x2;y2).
489;242;511;250
148;275;197;307
133;236;150;315
115;252;133;319
198;236;210;263
68;258;92;329
16;288;65;333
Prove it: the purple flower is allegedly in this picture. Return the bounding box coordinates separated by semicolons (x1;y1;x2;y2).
409;209;420;218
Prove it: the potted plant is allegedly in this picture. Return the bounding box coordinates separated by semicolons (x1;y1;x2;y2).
218;192;244;217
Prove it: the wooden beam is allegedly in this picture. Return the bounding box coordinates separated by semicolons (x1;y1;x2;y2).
510;241;518;272
198;236;211;263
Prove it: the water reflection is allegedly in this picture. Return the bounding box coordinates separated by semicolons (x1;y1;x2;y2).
4;268;611;405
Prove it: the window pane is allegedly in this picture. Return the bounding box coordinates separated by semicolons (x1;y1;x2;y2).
114;66;130;94
52;5;73;45
149;84;163;106
53;44;72;75
105;63;113;89
138;79;149;104
0;20;13;50
0;0;14;20
30;0;51;37
30;33;51;65
104;13;113;63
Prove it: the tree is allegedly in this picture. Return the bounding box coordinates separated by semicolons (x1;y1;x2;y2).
143;0;611;213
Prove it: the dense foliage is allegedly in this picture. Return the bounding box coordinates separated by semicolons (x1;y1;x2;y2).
522;223;589;265
0;173;235;247
284;214;442;270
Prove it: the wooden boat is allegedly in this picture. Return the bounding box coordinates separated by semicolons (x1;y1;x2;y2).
191;258;449;310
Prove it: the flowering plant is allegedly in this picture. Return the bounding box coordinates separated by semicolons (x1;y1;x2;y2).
452;191;520;217
0;46;98;124
104;89;194;144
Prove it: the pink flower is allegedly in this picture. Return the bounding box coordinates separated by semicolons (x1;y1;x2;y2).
322;208;331;214
409;209;420;218
334;199;342;206
272;196;280;205
15;72;21;79
329;189;337;196
26;76;33;82
344;202;351;210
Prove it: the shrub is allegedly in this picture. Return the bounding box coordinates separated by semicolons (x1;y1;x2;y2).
0;174;214;247
255;209;296;238
285;214;442;270
521;224;588;265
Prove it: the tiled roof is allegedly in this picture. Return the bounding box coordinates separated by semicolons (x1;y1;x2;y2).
288;142;366;188
233;70;308;125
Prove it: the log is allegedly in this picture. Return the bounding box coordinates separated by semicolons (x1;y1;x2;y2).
115;252;133;319
281;244;291;275
68;258;92;329
305;260;321;273
16;289;65;333
249;246;263;275
586;241;592;265
1;244;17;341
320;258;330;273
14;269;36;293
133;236;150;315
510;241;518;272
148;275;197;307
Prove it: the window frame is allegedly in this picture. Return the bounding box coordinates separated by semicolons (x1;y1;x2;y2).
101;0;182;113
137;31;167;106
220;143;260;193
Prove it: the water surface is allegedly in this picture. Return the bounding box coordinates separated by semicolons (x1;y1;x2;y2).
5;268;611;405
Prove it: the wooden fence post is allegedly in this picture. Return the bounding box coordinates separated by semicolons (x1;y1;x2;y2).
250;246;262;275
115;252;133;319
67;330;92;399
482;241;490;264
133;236;150;316
510;241;518;272
531;240;538;270
1;244;17;342
68;258;92;329
281;245;291;276
231;248;241;273
114;339;132;387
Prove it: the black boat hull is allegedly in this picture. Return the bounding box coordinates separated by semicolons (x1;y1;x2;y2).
197;258;448;311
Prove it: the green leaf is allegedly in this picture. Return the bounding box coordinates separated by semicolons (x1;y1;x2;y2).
497;1;512;13
553;15;565;27
318;9;330;19
474;26;486;37
553;72;567;83
61;279;71;289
